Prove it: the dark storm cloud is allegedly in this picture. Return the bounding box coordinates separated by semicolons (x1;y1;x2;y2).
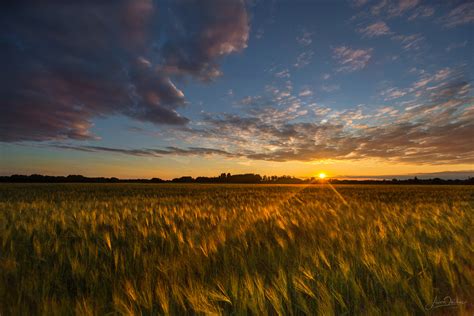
0;0;249;142
161;0;249;81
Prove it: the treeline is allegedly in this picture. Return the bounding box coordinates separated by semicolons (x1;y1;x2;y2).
0;174;166;183
1;173;473;184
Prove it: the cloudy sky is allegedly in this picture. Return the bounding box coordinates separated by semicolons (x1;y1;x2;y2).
1;0;473;179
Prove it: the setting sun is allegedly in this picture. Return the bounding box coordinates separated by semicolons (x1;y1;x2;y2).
319;172;327;179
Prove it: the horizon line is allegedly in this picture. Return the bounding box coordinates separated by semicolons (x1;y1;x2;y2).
2;170;473;182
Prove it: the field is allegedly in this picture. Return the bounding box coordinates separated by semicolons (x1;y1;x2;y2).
1;184;473;315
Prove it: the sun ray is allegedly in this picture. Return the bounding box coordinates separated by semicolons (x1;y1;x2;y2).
327;182;349;206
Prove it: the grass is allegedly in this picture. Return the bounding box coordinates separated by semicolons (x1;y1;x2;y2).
1;184;473;315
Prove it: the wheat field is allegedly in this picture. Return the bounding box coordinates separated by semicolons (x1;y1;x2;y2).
1;184;473;315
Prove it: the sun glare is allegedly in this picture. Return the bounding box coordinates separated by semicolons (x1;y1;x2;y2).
319;172;327;179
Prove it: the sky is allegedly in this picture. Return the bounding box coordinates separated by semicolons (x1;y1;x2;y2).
1;0;473;179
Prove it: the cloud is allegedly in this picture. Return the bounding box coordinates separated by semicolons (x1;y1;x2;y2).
445;41;468;52
333;46;373;72
51;144;239;158
380;87;407;100
410;67;455;91
390;0;420;16
358;21;391;37
313;107;332;116
296;30;313;46
294;51;314;68
55;72;473;165
441;2;474;28
239;95;264;106
321;84;341;93
392;33;424;51
379;67;461;101
274;69;291;79
161;0;249;80
408;5;435;20
299;88;313;97
371;0;388;15
255;27;265;39
351;0;370;7
168;72;473;164
0;0;250;142
371;0;420;17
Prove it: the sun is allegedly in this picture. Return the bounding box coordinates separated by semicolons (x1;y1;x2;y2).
318;172;327;179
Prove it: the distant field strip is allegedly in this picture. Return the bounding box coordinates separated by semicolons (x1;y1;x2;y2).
1;184;473;315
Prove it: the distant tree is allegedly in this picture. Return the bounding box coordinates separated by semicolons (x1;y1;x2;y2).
150;178;164;183
171;176;194;183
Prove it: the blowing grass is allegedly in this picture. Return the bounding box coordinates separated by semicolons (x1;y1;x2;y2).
1;184;473;315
